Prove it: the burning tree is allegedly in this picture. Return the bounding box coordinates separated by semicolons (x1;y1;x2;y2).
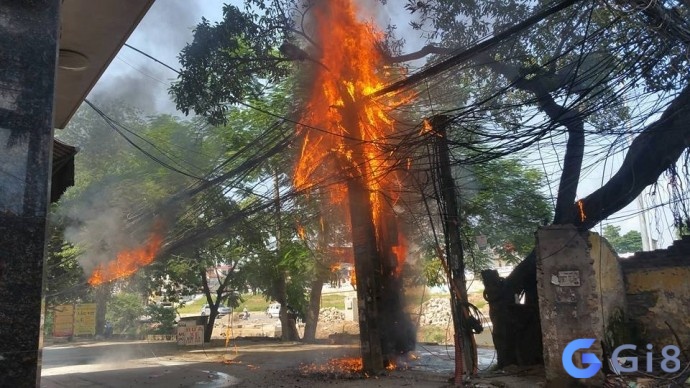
291;0;416;370
162;0;690;380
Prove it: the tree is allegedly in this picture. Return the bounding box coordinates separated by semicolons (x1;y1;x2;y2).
391;0;690;369
44;205;88;309
56;100;232;335
602;225;643;254
166;0;690;371
461;158;552;264
170;3;290;125
106;292;146;337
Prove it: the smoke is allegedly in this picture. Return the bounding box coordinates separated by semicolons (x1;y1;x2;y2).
61;179;156;275
62;2;225;274
89;1;214;116
354;0;428;53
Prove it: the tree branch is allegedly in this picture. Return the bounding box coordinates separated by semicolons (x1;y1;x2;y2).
473;53;585;223
574;83;690;229
369;0;582;97
385;44;453;63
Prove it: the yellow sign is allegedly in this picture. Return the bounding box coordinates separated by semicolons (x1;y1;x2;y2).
53;304;74;337
74;303;97;336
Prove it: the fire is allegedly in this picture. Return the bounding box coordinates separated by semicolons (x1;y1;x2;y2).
385;360;396;371
299;357;364;378
420;118;433;135
390;233;408;276
297;224;306;240
577;199;587;222
293;0;410;273
88;230;163;285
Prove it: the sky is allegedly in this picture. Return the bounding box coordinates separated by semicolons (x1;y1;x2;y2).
83;0;677;251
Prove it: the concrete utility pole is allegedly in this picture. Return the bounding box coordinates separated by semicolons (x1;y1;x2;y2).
0;1;61;386
431;115;477;384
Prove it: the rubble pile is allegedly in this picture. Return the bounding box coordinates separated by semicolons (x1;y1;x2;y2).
319;307;345;322
419;298;452;326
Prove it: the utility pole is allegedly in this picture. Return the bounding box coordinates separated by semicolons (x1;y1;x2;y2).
0;1;61;386
431;115;477;385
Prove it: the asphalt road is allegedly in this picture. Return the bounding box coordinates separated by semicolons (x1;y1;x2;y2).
41;341;239;388
40;339;499;387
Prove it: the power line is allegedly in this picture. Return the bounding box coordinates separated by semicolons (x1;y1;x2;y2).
84;99;207;181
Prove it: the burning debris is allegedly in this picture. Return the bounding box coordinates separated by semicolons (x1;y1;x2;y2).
299;357;366;379
299;354;417;380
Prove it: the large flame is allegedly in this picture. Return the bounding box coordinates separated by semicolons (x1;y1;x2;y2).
88;230;164;285
293;0;408;270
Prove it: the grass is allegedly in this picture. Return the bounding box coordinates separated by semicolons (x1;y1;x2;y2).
320;293;349;309
176;286;477;316
177;297;206;315
177;293;271;315
405;285;450;310
237;294;271;312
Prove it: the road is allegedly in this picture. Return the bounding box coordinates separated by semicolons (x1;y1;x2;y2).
41;341;239;388
40;338;500;387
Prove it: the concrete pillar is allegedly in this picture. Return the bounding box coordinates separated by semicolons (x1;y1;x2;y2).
536;225;627;387
0;1;61;386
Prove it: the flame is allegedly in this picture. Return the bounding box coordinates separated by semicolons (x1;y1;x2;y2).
293;0;410;275
420;118;433;135
385;360;396;371
88;230;164;285
390;233;407;276
297;224;306;240
577;199;587;222
299;357;364;377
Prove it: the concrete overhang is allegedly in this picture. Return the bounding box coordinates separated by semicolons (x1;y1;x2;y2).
54;0;155;129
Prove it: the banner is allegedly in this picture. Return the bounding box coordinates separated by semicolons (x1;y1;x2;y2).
74;303;97;336
52;304;74;337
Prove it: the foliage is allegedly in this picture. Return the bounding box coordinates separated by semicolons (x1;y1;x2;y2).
145;304;177;334
43;311;54;338
170;3;290;125
106;292;145;335
45;206;88;308
460;157;552;261
602;225;643;254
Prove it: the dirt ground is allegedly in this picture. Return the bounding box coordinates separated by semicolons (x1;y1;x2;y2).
175;338;545;388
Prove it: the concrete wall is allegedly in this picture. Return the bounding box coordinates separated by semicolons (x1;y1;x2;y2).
535;226;628;386
620;236;690;346
536;228;690;385
588;232;630;347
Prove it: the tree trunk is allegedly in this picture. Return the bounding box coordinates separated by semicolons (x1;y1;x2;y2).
95;284;110;337
303;269;329;342
200;269;216;343
491;83;690;366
